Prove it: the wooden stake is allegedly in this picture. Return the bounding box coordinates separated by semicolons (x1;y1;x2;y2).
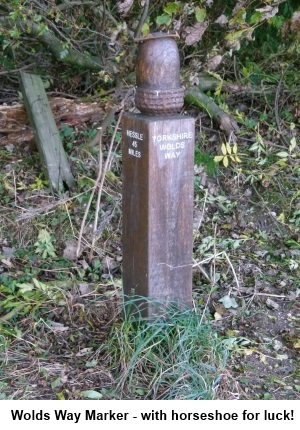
20;72;75;192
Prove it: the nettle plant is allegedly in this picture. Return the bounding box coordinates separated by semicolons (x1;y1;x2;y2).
34;229;56;259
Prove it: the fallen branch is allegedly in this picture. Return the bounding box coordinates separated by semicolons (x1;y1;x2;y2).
185;87;239;137
0;97;103;147
196;73;249;93
0;17;111;72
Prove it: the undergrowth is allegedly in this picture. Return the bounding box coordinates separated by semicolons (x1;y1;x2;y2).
100;300;228;400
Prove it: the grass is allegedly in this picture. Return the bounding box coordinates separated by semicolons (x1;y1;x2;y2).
99;299;228;399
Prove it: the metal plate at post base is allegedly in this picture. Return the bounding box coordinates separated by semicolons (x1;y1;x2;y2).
122;113;195;319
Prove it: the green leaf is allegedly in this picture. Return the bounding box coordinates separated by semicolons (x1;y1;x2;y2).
60;49;69;60
37;229;51;242
285;239;300;249
214;155;224;163
56;391;65;400
37;23;49;36
219;295;238;309
163;2;178;15
195;7;206;23
16;283;34;293
51;377;61;389
226;143;232;154
156;14;172;26
142;23;150;36
134;388;147;395
85;360;98;368
33;14;42;23
81;390;103;399
32;278;48;292
242;66;249;77
225;29;249;42
221;143;227;155
289;137;297;152
250;11;262;24
223;156;229;167
276;151;289;158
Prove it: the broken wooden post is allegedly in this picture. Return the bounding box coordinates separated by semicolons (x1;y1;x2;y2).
20;72;75;192
122;33;195;318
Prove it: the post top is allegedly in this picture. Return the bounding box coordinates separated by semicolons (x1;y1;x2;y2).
134;31;178;43
134;31;184;115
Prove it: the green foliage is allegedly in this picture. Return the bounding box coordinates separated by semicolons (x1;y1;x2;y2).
195;7;206;23
156;2;179;27
34;229;56;258
248;0;300;56
0;275;65;333
60;124;75;149
101;302;227;399
1;0;299;90
197;235;245;256
195;148;218;176
214;143;241;167
29;174;48;190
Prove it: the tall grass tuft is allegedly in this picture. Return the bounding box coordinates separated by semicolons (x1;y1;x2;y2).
100;298;228;399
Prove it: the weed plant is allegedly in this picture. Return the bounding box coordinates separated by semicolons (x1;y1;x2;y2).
100;298;228;400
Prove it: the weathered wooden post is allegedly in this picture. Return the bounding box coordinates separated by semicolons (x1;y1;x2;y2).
122;33;194;318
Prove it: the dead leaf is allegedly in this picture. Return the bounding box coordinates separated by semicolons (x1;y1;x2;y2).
293;340;300;349
63;239;79;260
233;1;246;15
215;15;228;25
102;256;119;272
207;55;223;71
47;320;69;332
291;11;300;36
76;347;93;357
214;302;227;315
256;6;278;20
184;22;208;46
2;246;15;257
79;283;94;295
1;258;14;268
272;339;283;351
117;0;134;16
79;259;90;270
275;353;289;360
214;312;222;321
266;298;279;310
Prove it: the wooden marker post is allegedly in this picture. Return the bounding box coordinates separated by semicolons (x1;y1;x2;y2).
122;33;194;318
